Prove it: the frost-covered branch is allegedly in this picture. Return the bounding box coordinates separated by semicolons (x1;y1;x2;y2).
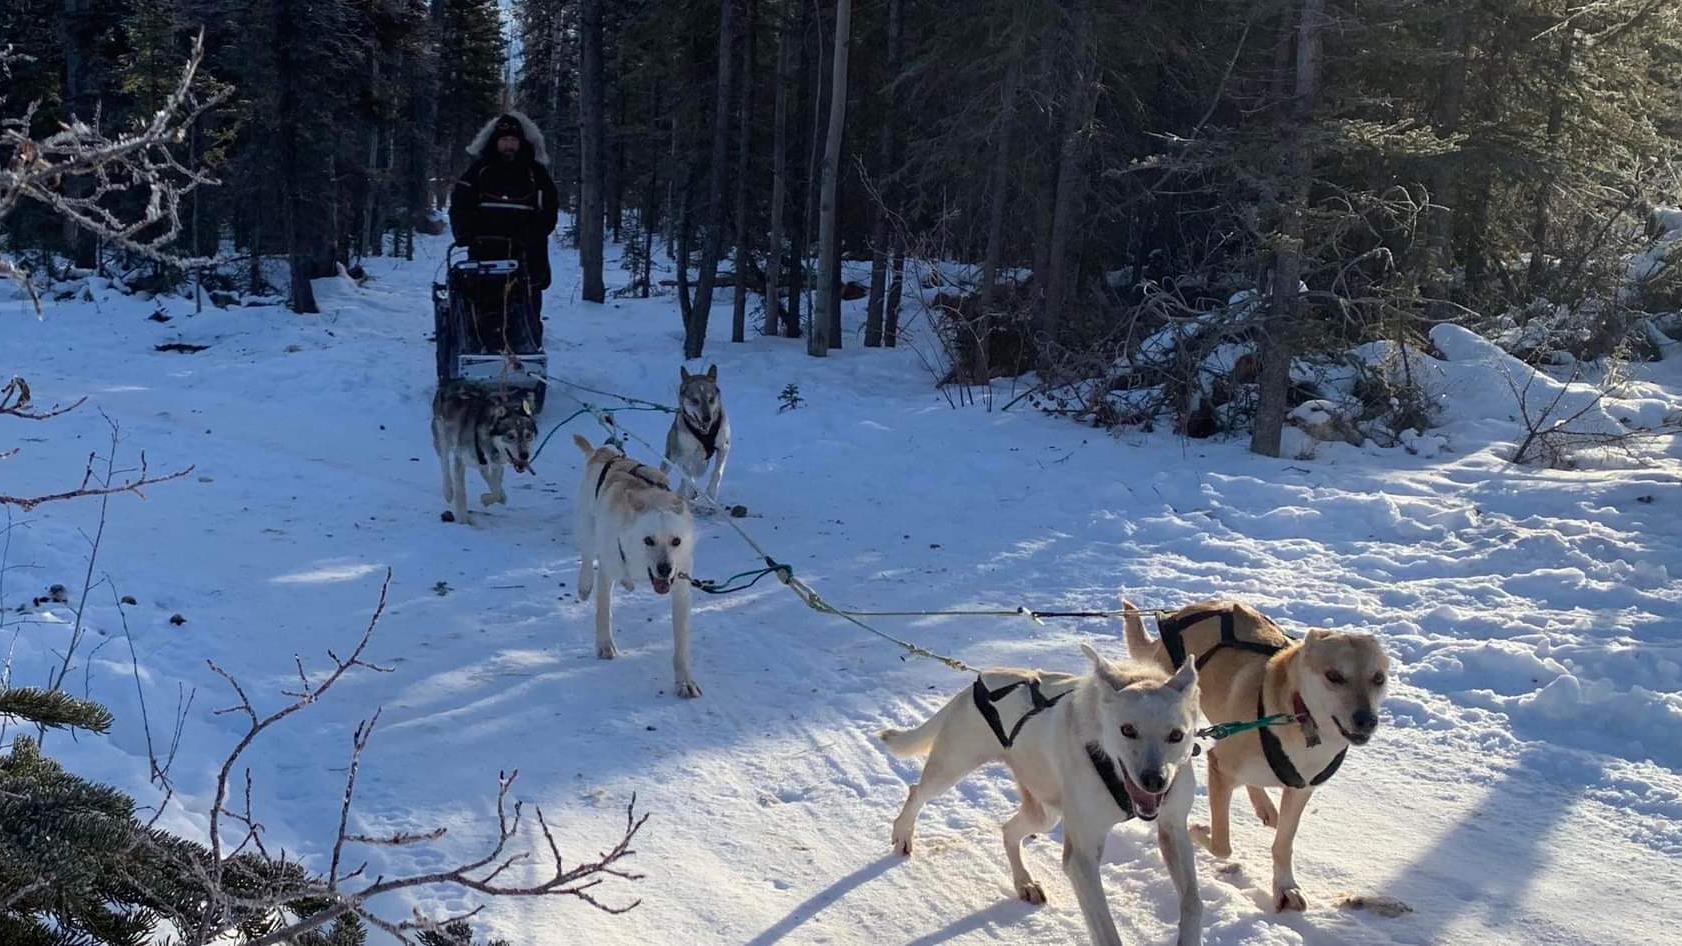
1;32;227;307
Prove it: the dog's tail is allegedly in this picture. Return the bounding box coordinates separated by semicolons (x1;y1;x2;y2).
1122;598;1156;662
573;434;595;457
878;711;945;759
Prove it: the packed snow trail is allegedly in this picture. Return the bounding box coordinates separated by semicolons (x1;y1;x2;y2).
6;233;1681;945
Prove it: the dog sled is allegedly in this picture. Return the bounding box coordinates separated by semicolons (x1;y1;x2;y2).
432;237;547;411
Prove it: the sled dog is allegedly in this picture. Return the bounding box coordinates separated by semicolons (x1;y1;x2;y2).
573;435;701;697
431;381;536;524
880;646;1204;946
1124;599;1390;912
661;364;731;504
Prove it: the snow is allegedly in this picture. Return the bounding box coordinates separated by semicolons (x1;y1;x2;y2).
5;230;1682;945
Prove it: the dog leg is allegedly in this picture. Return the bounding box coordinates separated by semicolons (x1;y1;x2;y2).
671;582;701;698
1270;786;1313;912
1192;748;1235;859
1247;785;1279;827
1158;821;1205;946
480;461;506;507
450;453;470;523
890;735;980;857
706;444;728;502
595;579;618;659
1061;827;1126;946
577;556;595;601
1002;790;1055;905
438;448;455;507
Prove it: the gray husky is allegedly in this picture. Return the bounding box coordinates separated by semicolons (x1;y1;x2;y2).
661;364;731;504
431;381;537;524
880;647;1204;946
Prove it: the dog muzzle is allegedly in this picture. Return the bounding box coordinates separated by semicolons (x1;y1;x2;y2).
1123;768;1169;820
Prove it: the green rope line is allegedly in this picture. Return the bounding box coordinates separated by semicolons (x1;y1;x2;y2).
530;408;592;463
685;557;794;595
1196;714;1299;741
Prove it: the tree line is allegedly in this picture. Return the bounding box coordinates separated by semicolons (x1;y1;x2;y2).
3;0;1680;453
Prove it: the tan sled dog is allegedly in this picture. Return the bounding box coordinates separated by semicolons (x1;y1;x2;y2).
880;647;1204;946
1124;599;1389;912
573;435;700;697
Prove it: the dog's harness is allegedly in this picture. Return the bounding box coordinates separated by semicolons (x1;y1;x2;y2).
594;454;671;573
594;455;666;497
969;679;1138;820
1158;605;1346;789
1084;743;1137;819
972;677;1069;749
683;412;724;460
1257;690;1345;788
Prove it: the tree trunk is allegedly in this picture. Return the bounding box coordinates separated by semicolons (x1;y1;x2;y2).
864;0;903;348
884;246;905;346
1040;15;1096;342
579;0;607;303
1424;7;1469;295
1251;0;1324;458
765;16;792;336
796;1;826;342
610;84;627;244
676;186;694;328
973;40;1022;381
687;0;739;358
732;0;757;344
810;0;851;357
1526;27;1575;293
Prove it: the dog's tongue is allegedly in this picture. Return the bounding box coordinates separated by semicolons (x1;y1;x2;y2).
651;577;671;595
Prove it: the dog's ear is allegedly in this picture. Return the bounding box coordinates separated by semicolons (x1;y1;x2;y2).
489;400;507;418
1165;658;1198;694
680;365;691;381
521;395;534;416
706;363;718;380
1080;643;1125;691
1306;628;1336;643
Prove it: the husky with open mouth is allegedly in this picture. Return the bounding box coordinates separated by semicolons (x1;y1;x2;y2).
879;645;1203;946
431;380;536;524
572;435;701;698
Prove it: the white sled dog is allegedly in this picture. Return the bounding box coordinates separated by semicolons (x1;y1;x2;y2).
880;646;1204;946
431;380;536;524
661;364;732;504
573;435;701;698
1124;599;1390;912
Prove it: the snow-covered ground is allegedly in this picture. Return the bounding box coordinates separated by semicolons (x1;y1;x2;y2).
5;232;1681;945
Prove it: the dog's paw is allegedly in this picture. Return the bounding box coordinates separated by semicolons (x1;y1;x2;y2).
1274;885;1307;913
480;491;506;507
619;578;635;591
1251;795;1279;827
1017;881;1046;905
596;643;619;660
892;833;913;857
676;680;703;699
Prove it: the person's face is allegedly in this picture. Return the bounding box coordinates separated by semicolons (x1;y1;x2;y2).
496;133;520;158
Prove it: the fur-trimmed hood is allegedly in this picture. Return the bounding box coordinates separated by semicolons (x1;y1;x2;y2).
465;110;550;167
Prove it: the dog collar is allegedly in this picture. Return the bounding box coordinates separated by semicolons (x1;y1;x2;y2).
1291;692;1323;747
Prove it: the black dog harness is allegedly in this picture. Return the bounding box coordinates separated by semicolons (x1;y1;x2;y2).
594;454;671;571
970;679;1139;820
972;678;1068;749
683;412;724;460
594;455;666;497
1157;605;1346;789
